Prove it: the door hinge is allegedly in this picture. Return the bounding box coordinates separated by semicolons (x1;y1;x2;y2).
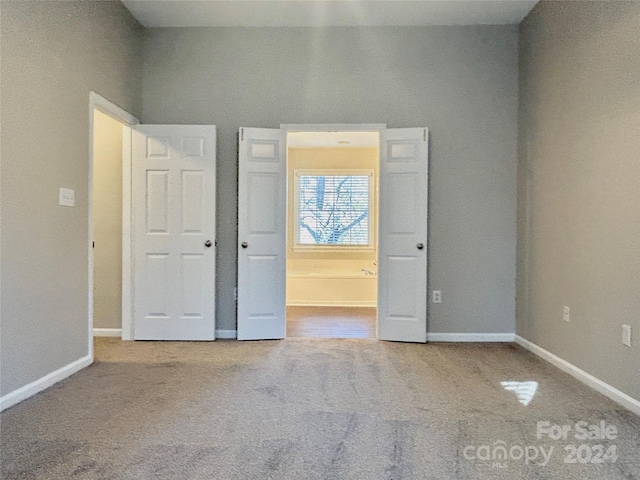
423;129;426;142
241;128;244;141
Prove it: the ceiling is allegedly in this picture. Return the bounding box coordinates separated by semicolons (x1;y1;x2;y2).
121;0;539;28
288;131;379;149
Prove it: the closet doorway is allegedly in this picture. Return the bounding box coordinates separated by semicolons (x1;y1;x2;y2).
92;109;128;339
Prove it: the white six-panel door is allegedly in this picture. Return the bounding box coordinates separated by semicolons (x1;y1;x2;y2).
237;128;287;340
132;125;216;340
378;128;429;342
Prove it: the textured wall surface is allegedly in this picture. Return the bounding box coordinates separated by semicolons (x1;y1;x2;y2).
518;1;640;400
142;26;519;334
92;110;124;330
0;1;143;396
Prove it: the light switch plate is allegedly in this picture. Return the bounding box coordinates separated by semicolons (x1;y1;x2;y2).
622;324;632;347
59;188;75;207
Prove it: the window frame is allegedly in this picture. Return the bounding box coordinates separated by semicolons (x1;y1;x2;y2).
293;169;375;252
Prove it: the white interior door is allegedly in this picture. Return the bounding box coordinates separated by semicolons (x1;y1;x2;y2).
378;128;429;342
237;128;287;340
132;125;216;340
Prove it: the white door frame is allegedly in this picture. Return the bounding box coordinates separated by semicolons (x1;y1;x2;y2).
88;92;139;356
280;123;387;336
281;124;387;133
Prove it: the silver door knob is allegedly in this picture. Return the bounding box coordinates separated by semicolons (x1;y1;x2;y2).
417;243;424;250
204;240;212;248
241;242;248;249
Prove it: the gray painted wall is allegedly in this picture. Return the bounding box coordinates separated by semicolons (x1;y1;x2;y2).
142;26;519;334
518;2;640;401
0;1;143;396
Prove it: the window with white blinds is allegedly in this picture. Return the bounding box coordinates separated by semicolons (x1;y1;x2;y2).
295;171;373;247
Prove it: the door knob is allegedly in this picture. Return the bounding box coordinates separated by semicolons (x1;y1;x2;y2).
241;242;248;249
204;240;212;248
417;243;424;250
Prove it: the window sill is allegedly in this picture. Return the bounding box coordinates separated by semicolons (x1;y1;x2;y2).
292;245;375;253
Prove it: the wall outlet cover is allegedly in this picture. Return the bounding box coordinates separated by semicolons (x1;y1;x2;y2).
563;306;570;322
432;290;442;304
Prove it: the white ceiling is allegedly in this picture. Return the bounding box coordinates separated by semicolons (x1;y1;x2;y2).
288;131;380;149
121;0;539;28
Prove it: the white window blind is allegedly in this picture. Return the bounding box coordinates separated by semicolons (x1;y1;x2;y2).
296;174;371;246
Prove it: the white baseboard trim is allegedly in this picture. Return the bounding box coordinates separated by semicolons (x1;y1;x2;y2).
515;335;640;416
0;355;93;412
427;333;516;342
286;301;377;307
93;328;122;337
215;329;237;339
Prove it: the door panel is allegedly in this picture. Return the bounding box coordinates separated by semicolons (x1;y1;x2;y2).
237;128;287;340
132;125;216;340
248;173;280;233
378;128;429;342
181;171;205;233
146;170;169;233
144;253;170;317
181;253;205;317
388;174;417;233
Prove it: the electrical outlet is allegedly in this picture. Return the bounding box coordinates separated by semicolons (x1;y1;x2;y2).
622;324;632;347
432;290;442;304
563;306;570;323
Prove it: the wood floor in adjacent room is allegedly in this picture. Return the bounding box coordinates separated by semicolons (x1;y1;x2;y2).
1;338;639;480
286;306;376;338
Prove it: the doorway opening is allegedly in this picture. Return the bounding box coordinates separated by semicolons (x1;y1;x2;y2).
88;92;139;351
238;124;427;343
91;108;127;339
285;131;380;339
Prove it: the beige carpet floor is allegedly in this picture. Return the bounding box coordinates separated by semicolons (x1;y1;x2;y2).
1;338;639;479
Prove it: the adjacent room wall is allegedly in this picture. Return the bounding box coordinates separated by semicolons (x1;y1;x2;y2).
0;1;143;397
92;109;124;330
518;2;640;400
142;26;519;334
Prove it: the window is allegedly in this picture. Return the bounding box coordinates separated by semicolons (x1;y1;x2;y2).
295;170;373;249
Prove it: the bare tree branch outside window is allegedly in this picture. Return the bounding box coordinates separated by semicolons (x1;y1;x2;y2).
297;175;370;245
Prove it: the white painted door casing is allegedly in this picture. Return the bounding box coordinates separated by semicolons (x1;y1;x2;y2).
378;128;429;343
237;128;287;340
132;125;217;340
